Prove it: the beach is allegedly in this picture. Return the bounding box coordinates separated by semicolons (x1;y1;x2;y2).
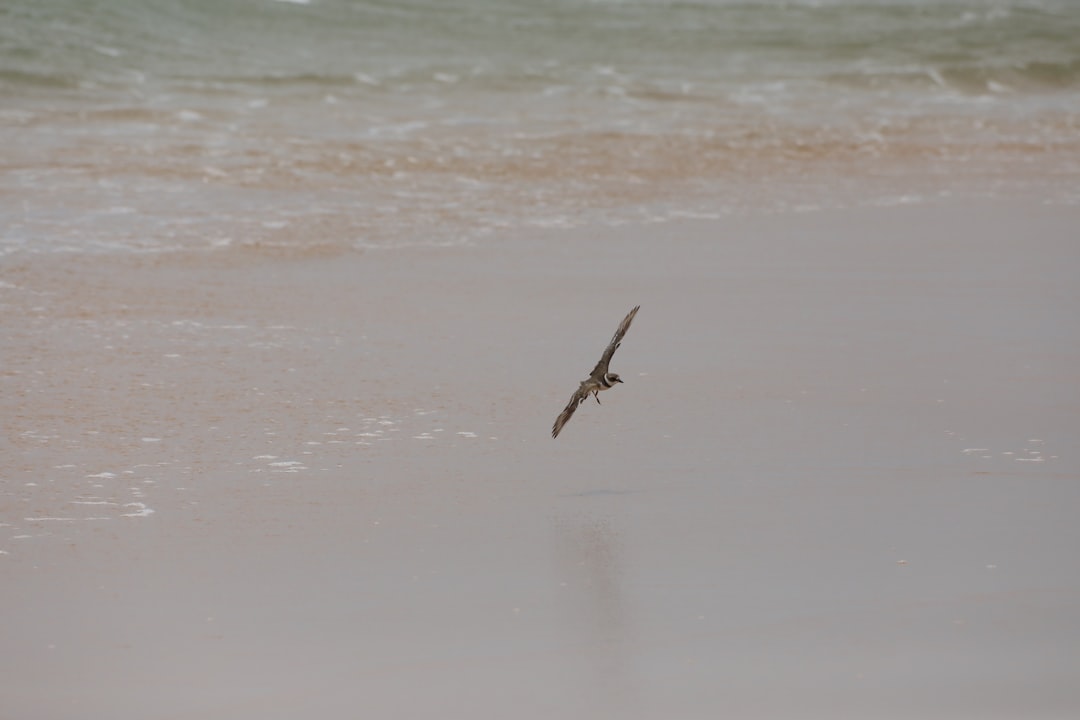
4;0;1080;716
4;199;1079;718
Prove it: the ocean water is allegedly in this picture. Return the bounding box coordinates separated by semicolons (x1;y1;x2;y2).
2;0;1079;253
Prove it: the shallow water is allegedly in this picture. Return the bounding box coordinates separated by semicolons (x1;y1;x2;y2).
2;0;1079;254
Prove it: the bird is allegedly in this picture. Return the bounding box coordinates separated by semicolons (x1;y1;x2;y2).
551;305;640;439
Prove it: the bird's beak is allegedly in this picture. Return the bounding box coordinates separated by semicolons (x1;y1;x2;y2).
615;378;623;383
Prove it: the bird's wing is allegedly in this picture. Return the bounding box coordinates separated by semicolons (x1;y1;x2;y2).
552;386;588;438
588;305;640;379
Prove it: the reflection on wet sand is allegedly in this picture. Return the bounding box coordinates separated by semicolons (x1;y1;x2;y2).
553;512;641;717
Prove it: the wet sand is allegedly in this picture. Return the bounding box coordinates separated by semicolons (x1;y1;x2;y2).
3;199;1079;718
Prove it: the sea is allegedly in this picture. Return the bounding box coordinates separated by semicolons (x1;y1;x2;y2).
2;0;1079;254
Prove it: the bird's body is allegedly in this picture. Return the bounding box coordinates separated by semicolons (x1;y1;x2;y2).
551;305;640;438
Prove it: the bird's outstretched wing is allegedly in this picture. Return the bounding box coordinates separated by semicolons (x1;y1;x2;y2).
552;386;588;438
588;305;640;379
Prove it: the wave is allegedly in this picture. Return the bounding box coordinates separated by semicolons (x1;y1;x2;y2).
4;0;1078;94
0;67;80;90
826;57;1080;95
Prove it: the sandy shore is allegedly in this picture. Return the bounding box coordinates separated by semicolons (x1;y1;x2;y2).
3;199;1079;718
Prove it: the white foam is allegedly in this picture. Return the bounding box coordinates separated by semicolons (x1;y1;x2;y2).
121;502;155;518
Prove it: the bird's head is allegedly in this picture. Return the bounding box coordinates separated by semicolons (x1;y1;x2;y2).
606;373;623;384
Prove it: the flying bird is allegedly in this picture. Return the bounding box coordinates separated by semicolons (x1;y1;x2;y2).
551;305;640;438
